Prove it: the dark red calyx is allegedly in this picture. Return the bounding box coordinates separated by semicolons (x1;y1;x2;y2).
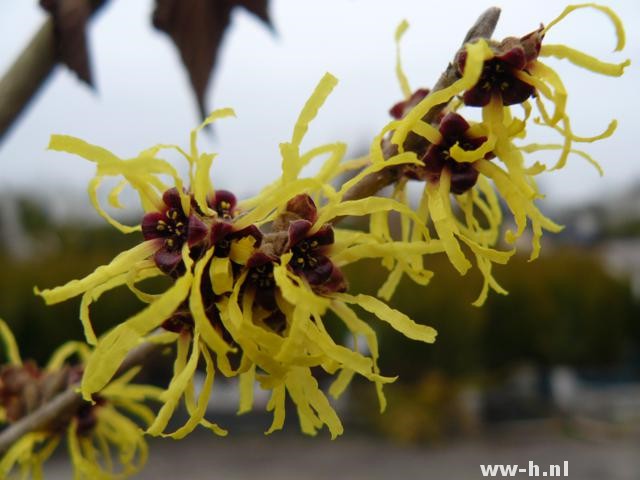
457;29;543;107
74;396;105;436
246;252;279;311
407;112;491;194
286;220;346;294
389;88;430;119
208;190;237;220
161;308;195;333
286;194;318;223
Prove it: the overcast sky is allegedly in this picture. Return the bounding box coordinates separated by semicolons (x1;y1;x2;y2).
1;0;639;217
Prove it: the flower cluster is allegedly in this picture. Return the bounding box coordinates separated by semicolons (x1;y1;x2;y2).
0;320;160;479
379;3;629;305
7;4;627;476
35;74;439;440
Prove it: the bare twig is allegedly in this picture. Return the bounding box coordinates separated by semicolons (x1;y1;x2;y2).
0;337;162;454
0;20;56;145
0;0;108;145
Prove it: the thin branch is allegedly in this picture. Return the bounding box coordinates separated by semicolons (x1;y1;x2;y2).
0;0;108;145
0;19;57;145
0;338;161;454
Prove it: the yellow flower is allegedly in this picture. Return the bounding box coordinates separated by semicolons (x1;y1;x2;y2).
378;4;628;304
203;76;441;436
34;109;248;410
374;26;514;305
0;319;161;479
217;192;438;437
34;72;442;439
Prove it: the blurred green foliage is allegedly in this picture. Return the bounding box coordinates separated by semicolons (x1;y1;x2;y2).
355;371;479;443
343;249;639;442
0;219;166;364
342;249;639;382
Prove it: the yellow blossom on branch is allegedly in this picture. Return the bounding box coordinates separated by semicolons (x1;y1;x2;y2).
378;3;628;304
33;73;440;439
0;319;161;479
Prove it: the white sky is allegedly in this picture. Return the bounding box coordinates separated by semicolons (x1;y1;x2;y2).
1;0;639;215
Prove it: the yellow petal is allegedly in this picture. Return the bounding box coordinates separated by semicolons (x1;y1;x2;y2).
0;432;50;477
336;293;437;343
313;143;348;184
229;235;258;265
147;333;201;437
337;152;420;197
234;178;324;229
394;20;412;99
210;256;234;295
48;134;120;165
475;159;563;260
273;256;330;314
46;341;90;371
88;176;141;233
426;173;472;274
411;120;443;145
540;44;629;76
106;178;128;209
195;347;228;436
528;61;567;125
315;197;430;241
519;143;604;176
81;250;194;400
449;134;496;163
192;153;217;216
291;73;338;148
329;368;355;400
189;250;235;374
237;363;256;414
0;318;22;365
543;3;626;51
288;368;343;439
391;39;493;149
337;240;443;266
370;120;401;164
35;240;160;305
265;384;286;434
166;340;227;438
377;264;404;301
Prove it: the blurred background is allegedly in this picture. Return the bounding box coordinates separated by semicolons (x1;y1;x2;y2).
1;1;640;479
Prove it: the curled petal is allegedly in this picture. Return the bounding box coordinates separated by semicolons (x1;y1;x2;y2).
0;319;22;365
439;112;471;141
540;44;630;76
285;194;318;223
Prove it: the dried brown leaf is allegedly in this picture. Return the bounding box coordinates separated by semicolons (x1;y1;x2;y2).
153;0;272;119
40;0;101;86
233;0;272;27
